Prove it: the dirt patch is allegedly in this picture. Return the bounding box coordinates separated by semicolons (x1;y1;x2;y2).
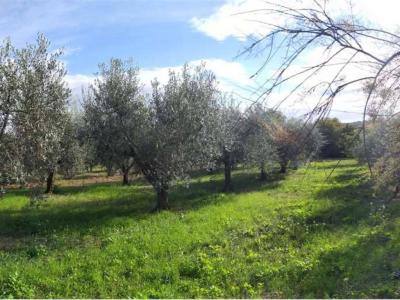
57;174;122;187
0;236;20;251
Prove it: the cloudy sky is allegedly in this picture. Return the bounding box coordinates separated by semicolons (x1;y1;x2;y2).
1;0;399;121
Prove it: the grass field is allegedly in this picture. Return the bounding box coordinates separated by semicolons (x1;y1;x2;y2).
0;160;399;298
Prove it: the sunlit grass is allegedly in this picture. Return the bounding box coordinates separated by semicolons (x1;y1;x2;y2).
0;160;399;298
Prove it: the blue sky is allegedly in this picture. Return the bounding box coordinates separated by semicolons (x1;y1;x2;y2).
0;0;260;110
1;0;397;121
0;0;243;73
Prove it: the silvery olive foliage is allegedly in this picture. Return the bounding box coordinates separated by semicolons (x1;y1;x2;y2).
73;111;97;172
244;105;279;179
353;117;400;201
214;97;244;191
0;35;70;189
137;65;218;209
243;104;323;175
13;35;70;185
59;113;85;179
124;64;219;209
84;58;141;184
85;60;219;208
373;117;400;200
352;120;389;165
216;98;243;154
0;39;17;144
0;39;19;182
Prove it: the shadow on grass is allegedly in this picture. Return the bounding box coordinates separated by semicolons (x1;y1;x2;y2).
0;188;155;239
53;176;150;196
310;160;362;170
171;170;284;210
291;229;398;298
0;169;283;243
256;169;396;298
306;169;372;225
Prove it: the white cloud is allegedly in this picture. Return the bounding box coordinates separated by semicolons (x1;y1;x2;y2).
141;58;254;90
65;74;96;106
191;0;267;41
191;0;400;122
65;58;255;102
266;87;367;122
65;58;370;121
191;0;400;42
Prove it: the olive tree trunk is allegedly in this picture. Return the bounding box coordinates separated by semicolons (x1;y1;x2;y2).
260;164;267;181
279;160;288;174
156;186;169;210
223;148;232;192
45;170;55;194
122;170;129;185
106;164;113;177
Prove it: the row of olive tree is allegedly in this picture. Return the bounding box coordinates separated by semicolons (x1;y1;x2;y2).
0;35;322;208
84;59;221;209
83;58;322;209
221;104;324;185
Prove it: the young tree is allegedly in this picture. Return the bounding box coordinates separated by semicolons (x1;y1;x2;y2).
12;34;70;192
84;58;141;185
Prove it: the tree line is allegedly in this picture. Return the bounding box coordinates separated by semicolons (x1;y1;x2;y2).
1;29;397;209
0;35;325;210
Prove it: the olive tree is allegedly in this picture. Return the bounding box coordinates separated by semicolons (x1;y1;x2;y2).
272;118;323;173
0;39;19;184
122;64;219;210
59;114;85;179
243;104;279;180
352;117;399;201
11;35;70;192
74;111;98;172
242;0;400;187
0;39;17;144
373;117;400;201
243;104;322;175
352;120;388;164
215;98;244;191
84;58;141;185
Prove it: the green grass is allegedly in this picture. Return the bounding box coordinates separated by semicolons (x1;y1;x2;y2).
0;160;399;298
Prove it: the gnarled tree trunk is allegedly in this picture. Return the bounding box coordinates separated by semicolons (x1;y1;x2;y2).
122;170;129;185
279;160;288;174
45;170;55;194
223;147;232;192
260;164;267;181
106;164;113;177
156;186;169;210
